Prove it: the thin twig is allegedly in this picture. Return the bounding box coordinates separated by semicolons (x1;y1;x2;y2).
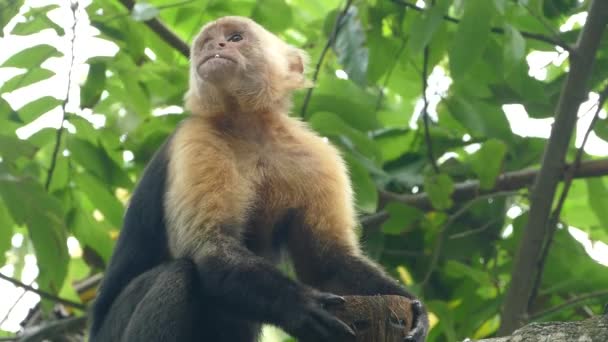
383;249;424;257
0;279;34;326
527;85;608;311
118;0;190;57
522;2;569;50
448;218;501;240
421;41;438;173
300;0;354;119
0;273;85;310
19;316;87;342
45;1;78;191
360;210;390;230
528;289;608;321
390;0;573;53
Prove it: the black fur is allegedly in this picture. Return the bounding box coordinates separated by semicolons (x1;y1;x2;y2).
90;138;172;338
90;135;427;341
89;139;355;342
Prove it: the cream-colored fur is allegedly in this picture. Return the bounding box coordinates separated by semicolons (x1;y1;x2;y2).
165;113;360;260
166;16;359;264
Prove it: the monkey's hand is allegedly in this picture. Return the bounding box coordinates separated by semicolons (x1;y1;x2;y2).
281;290;356;342
404;300;428;342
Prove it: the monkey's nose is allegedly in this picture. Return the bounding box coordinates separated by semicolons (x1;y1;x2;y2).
218;42;226;48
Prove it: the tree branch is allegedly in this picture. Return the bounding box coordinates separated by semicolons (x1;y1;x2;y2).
19;316;87;342
421;33;438;173
528;290;608;321
0;273;85;310
499;0;608;334
390;0;574;53
528;85;608;312
45;1;78;191
381;158;608;210
118;0;190;57
478;314;608;342
300;0;354;119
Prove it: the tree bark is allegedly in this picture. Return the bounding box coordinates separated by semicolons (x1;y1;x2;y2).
380;159;608;210
498;0;608;334
477;314;608;342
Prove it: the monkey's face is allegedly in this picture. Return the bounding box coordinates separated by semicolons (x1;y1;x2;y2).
192;18;262;89
187;16;309;112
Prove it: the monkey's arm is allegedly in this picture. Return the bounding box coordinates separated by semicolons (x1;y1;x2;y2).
165;122;354;341
287;162;429;341
194;233;355;340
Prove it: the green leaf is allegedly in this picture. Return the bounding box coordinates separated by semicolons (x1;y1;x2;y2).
406;0;450;54
70;207;114;263
492;0;506;14
1;44;62;68
375;129;416;163
119;73;151;116
445;260;492;285
0;179;69;294
344;153;378;214
16;96;62;123
80;62;107;109
74;173;124;228
381;202;424;235
586;178;608;233
300;77;378;131
543;0;580;19
449;0;495;79
377;110;411;129
47;155;70;192
0;0;25;37
0;199;15;265
0;68;55;94
427;300;457;342
69;115;99;144
0;134;37;161
503;25;526;75
309;111;382;163
444;96;512;142
333;7;368;87
470;139;507;190
251;0;293;32
131;2;160;21
561;180;602;234
595;119;608;142
11;5;65;36
424;173;454;210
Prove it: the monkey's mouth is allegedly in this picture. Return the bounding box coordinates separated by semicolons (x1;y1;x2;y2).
200;54;236;66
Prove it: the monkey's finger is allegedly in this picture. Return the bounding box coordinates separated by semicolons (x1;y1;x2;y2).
311;307;356;338
404;300;427;342
316;292;346;307
304;315;332;340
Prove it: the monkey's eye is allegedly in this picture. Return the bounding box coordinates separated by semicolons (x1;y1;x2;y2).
227;33;243;42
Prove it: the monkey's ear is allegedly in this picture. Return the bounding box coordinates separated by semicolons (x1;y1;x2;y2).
286;48;312;88
288;51;304;74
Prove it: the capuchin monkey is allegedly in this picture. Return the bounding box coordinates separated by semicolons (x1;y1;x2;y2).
90;16;428;342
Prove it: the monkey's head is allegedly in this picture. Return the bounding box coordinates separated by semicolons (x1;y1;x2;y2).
186;16;310;114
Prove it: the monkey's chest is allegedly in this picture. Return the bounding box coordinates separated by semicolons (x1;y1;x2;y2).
240;152;314;259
